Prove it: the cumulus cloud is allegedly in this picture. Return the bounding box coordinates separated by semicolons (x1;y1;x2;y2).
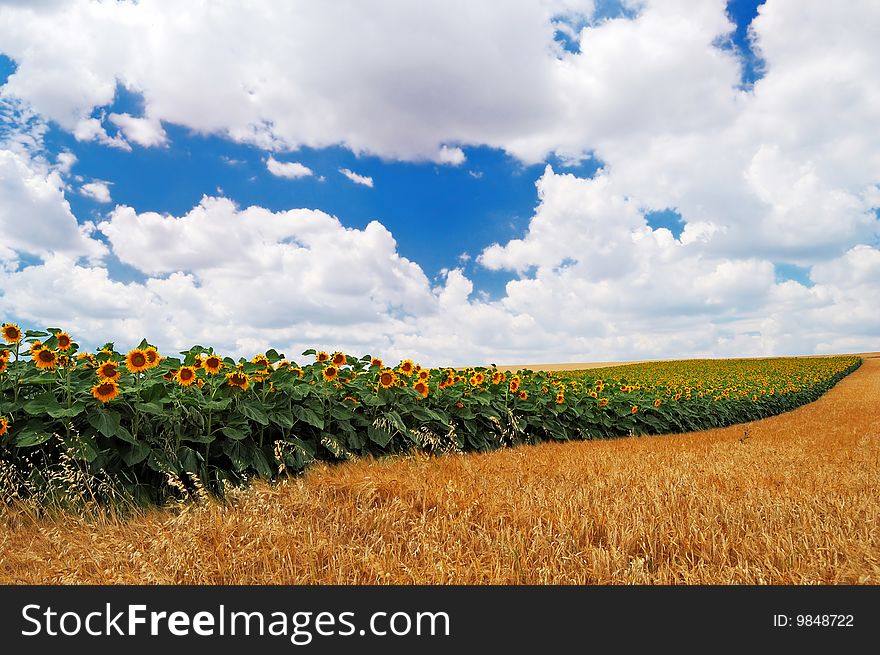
80;180;111;203
338;168;374;187
0;149;106;262
265;156;313;179
108;112;167;147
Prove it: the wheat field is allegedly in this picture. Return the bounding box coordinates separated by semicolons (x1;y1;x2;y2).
1;354;878;584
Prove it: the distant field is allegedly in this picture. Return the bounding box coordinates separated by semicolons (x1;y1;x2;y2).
1;353;877;584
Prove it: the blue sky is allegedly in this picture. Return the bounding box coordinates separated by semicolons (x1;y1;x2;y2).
0;0;876;364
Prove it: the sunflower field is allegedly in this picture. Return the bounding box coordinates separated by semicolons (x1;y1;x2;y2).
0;322;862;504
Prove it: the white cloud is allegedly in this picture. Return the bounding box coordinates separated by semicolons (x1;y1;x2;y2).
108;112;167;147
55;150;76;174
0;149;106;262
339;168;374;187
266;156;313;179
80;180;112;203
435;145;466;166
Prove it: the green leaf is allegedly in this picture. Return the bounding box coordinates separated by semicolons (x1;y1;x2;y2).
385;409;407;434
87;408;122;438
48;401;86;419
367;425;394;447
122;442;150;466
251;448;274;479
292;405;324;430
221;425;249;441
238;399;270;425
14;419;53;447
133;402;166;416
269;409;295;429
23;391;64;416
114;424;138;444
24;330;49;338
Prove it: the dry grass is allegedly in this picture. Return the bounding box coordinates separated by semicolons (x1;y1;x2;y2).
1;355;878;584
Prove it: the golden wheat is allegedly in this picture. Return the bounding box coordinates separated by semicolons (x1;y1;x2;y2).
1;354;878;584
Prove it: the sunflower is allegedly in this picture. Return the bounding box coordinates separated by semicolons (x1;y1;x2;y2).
417;369;430;381
399;359;415;376
0;416;9;437
0;360;6;374
371;357;383;368
29;341;43;355
91;378;120;403
97;360;121;381
598;398;609;408
1;323;22;344
203;354;223;374
291;366;304;379
226;371;249;391
631;405;639;415
491;371;504;385
509;377;521;393
653;398;662;408
413;380;429;398
144;346;160;368
163;369;177;381
518;390;528;401
176;366;198;387
125;348;150;373
55;331;73;351
378;369;396;389
316;351;330;362
331;352;346;367
252;354;269;367
193;354;204;368
322;365;339;382
0;348;9;362
33;347;58;370
473;372;485;385
77;352;96;367
555;392;565;405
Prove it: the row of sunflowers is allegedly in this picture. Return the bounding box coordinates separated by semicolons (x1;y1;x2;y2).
0;323;862;503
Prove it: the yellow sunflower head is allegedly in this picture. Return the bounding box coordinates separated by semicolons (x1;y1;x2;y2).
176;366;198;387
653;398;662;407
1;323;22;344
371;357;383;368
331;352;346;367
203;354;223;374
226;371;250;391
29;340;43;355
56;332;73;351
509;377;521;393
598;397;609;407
0;348;9;362
399;359;415;375
518;390;528;400
251;354;269;367
413;380;429;398
417;369;430;381
631;405;639;415
33;347;58;370
316;351;330;362
378;369;396;389
97;360;120;380
322;365;339;382
0;415;9;436
0;360;6;374
91;378;120;403
125;348;150;373
144;347;160;368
